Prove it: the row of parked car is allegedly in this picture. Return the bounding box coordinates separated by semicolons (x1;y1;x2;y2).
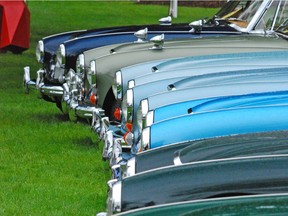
24;0;288;215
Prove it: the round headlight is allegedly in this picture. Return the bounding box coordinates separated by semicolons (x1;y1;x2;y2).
121;89;133;131
128;79;135;89
89;60;96;75
107;181;122;214
121;93;128;123
137;99;149;131
126;89;134;123
56;44;65;66
87;60;96;86
146;110;154;127
141;127;150;151
125;157;135;177
112;71;122;100
35;40;44;63
76;54;85;73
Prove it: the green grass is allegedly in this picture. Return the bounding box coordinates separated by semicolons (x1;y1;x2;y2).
0;1;218;215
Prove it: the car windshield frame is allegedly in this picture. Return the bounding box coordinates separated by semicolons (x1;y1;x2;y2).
228;0;288;34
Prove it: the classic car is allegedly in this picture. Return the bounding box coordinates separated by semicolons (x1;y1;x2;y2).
105;155;288;214
119;51;288;132
100;193;288;216
59;0;286;119
141;104;288;151
109;87;288;164
118;130;288;179
104;60;288;160
23;0;253;110
112;0;287;104
92;18;288;149
114;49;288;107
144;80;288;127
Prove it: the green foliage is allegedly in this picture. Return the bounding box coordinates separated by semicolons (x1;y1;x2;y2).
0;1;218;215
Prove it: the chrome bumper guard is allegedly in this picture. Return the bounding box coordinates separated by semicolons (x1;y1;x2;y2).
91;111;110;139
69;101;105;122
101;123;126;160
23;66;64;97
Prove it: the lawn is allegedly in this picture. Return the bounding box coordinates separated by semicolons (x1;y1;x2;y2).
0;1;218;215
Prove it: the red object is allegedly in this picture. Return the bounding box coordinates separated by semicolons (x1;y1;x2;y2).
89;93;97;105
113;107;121;121
126;122;132;132
0;0;30;53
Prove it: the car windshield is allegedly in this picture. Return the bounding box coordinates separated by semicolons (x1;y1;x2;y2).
227;0;264;28
227;0;288;33
215;0;252;19
275;20;288;37
254;0;288;31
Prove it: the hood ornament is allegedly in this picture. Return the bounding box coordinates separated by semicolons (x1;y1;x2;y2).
134;28;148;42
150;34;164;50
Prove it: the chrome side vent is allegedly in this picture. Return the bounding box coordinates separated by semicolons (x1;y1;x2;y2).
151;66;158;72
167;84;176;91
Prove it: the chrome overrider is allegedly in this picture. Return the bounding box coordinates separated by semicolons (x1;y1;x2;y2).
23;66;64;98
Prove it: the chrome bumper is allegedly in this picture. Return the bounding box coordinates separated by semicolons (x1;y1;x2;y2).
68;101;105;122
23;66;64;98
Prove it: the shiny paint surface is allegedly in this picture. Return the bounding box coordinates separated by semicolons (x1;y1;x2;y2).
147;80;288;124
117;194;288;216
149;105;288;149
120;155;288;212
63;31;196;73
177;130;288;165
152;81;288;124
131;70;288;145
42;23;191;69
133;130;288;175
117;40;288;105
95;35;288;107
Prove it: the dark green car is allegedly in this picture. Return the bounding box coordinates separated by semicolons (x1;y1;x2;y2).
114;193;288;216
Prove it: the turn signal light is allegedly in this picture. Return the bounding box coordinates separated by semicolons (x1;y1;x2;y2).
126;122;132;132
90;93;97;105
114;107;122;121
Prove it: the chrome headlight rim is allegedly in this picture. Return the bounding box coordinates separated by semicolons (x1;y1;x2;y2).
56;44;66;67
146;110;154;127
128;79;135;89
137;99;149;131
141;127;151;151
107;180;122;214
121;93;128;124
126;89;134;124
125;156;136;178
112;181;122;213
87;60;96;86
112;70;122;100
76;54;85;73
89;60;96;75
36;40;44;63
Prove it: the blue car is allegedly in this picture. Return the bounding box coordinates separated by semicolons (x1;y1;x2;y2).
109;88;288;164
141;104;288;151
